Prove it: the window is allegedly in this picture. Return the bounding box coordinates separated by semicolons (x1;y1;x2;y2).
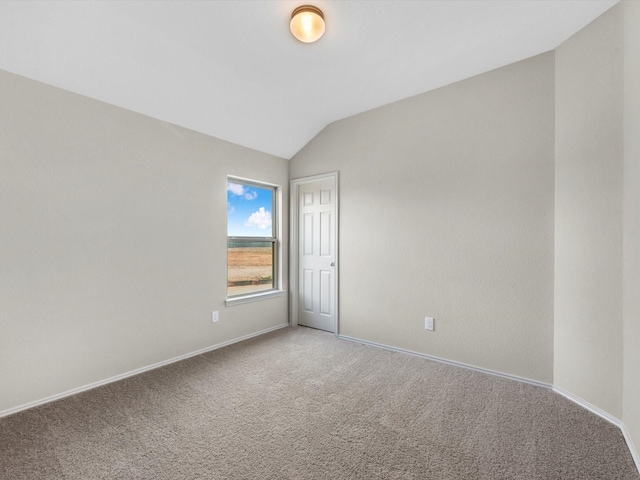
227;178;279;300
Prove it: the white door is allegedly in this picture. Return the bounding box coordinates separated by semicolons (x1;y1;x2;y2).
296;177;337;332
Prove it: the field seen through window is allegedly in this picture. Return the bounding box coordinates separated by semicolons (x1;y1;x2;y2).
227;245;273;296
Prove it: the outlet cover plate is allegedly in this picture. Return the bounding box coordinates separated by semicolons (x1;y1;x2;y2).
425;317;434;331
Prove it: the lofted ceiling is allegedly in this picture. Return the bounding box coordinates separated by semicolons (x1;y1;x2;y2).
0;0;618;159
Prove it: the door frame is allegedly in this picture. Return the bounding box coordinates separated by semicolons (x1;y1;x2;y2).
290;171;339;336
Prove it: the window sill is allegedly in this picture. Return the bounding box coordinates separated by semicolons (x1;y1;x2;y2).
225;289;286;307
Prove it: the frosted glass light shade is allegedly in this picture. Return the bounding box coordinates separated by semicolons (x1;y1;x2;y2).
290;6;325;43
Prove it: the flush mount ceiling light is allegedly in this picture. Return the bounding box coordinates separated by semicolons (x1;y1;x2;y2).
290;5;325;43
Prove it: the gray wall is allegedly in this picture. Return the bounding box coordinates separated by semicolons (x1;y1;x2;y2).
554;4;624;418
291;53;555;383
623;0;640;460
0;69;289;414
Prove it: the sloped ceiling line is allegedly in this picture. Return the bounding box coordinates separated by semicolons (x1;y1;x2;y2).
0;0;618;159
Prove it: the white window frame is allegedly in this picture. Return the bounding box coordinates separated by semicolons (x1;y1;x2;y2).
225;176;284;307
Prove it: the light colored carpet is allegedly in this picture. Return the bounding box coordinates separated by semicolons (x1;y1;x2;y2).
1;326;638;479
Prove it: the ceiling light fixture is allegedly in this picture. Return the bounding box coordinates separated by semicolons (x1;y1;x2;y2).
290;5;325;43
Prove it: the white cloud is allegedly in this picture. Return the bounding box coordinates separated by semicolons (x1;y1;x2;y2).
244;190;258;200
244;207;272;230
228;182;244;196
228;182;258;200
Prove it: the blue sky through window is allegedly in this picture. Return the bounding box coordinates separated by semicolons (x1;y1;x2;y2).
227;182;273;237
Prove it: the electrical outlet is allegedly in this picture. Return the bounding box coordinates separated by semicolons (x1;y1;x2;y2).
212;311;219;323
425;316;434;331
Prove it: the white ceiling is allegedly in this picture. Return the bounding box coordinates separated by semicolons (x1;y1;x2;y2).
0;0;618;159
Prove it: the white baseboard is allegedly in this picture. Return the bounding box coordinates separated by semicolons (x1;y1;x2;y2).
0;323;289;420
552;385;621;427
553;386;640;474
338;334;552;389
339;334;639;475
